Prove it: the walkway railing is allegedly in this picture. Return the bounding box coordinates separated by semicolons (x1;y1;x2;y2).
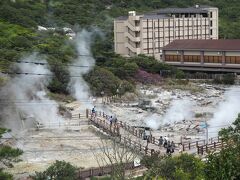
77;162;136;179
86;109;224;154
88;110;157;156
197;140;227;155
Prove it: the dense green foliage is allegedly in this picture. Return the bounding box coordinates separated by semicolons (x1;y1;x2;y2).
85;67;135;96
32;160;77;180
141;115;240;180
0;0;240;96
142;153;205;179
0;128;23;180
205;114;240;179
213;73;236;85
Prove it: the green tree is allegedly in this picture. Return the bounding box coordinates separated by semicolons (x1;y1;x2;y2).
0;128;23;180
142;153;205;180
84;67;122;96
47;60;70;94
205;114;240;179
32;160;77;180
222;73;235;85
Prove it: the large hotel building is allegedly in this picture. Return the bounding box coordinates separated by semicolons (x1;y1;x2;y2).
114;5;218;60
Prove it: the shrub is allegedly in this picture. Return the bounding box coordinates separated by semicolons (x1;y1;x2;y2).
213;73;235;85
222;73;235;84
134;69;162;84
32;160;77;180
47;61;70;94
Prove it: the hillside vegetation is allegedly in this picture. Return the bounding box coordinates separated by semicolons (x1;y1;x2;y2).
0;0;239;96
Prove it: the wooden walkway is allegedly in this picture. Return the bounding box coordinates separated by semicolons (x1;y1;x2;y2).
86;109;227;157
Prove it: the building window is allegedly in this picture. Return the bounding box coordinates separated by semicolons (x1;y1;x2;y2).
210;20;212;26
210;29;213;35
210;12;213;18
204;56;221;63
225;56;240;64
184;55;201;62
165;55;181;62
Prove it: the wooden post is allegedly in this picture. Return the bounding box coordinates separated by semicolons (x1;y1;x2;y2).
153;137;155;144
189;142;191;150
196;141;198;147
86;109;89;118
145;147;148;155
182;144;185;151
117;126;120;136
214;142;216;149
90;168;93;176
78;169;81;178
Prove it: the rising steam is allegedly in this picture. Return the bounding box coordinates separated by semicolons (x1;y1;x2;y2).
68;30;95;110
0;54;63;130
145;98;195;129
208;86;240;137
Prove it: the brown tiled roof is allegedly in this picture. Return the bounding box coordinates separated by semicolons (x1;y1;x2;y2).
163;40;240;51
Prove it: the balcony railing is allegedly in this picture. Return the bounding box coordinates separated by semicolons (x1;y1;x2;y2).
125;43;141;54
124;21;140;32
124;32;140;42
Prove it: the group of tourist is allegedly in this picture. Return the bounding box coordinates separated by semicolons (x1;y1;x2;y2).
92;106;118;127
158;136;175;155
108;115;118;126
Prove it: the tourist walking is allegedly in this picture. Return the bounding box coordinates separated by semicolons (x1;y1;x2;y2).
159;136;163;146
170;141;175;153
91;106;96;118
166;141;171;155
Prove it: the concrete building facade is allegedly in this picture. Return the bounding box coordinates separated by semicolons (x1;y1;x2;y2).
162;39;240;73
114;5;218;60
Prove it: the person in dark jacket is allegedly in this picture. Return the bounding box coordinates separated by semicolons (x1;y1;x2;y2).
170;141;175;153
159;136;163;146
166;141;171;155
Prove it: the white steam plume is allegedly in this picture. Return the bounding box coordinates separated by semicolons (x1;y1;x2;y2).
145;98;195;129
208;86;240;137
69;30;95;110
0;54;63;130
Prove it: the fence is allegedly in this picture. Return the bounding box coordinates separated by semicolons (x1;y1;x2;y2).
87;109;223;154
90;116;120;136
181;137;220;152
87;109;161;147
197;140;227;155
88;111;157;156
77;162;143;179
